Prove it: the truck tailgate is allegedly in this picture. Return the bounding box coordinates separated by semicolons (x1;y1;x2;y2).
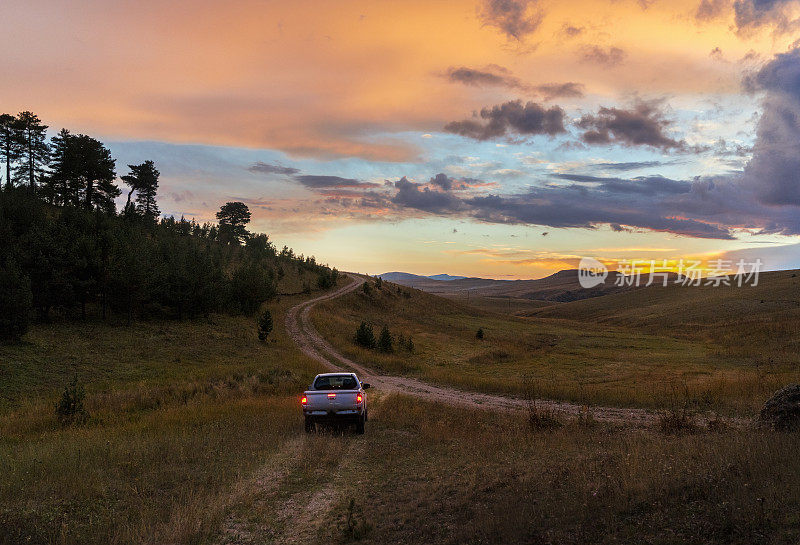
304;390;360;412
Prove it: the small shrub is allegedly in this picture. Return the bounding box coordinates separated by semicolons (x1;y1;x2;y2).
355;321;376;349
56;375;89;426
362;282;372;295
375;276;382;289
377;325;393;353
527;401;562;432
658;409;699;435
398;334;414;352
707;415;729;433
338;498;371;541
476;327;484;340
574;405;596;428
257;309;273;341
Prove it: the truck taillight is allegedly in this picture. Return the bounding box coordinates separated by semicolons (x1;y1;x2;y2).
356;394;363;403
301;396;307;405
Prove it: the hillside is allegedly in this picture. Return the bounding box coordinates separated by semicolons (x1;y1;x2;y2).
529;269;800;360
310;276;800;413
380;269;640;303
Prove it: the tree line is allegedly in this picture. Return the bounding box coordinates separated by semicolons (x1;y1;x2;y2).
0;111;339;341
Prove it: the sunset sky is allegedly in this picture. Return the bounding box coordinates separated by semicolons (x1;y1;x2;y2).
3;0;800;277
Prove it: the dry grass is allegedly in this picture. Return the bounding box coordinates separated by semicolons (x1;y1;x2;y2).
284;394;800;545
0;280;333;544
4;272;800;543
311;280;799;413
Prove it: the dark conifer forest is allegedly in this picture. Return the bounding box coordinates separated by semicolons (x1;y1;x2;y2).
0;111;338;341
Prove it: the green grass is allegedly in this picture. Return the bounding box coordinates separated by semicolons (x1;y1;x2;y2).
312;280;799;413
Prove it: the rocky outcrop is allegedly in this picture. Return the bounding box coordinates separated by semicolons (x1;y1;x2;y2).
758;384;800;431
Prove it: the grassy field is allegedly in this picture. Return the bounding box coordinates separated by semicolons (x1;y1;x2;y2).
4;272;800;543
212;394;800;545
311;278;800;413
0;274;329;544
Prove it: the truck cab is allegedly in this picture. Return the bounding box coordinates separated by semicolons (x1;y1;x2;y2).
302;373;370;434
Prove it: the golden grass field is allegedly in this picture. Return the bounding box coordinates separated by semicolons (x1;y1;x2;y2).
2;271;800;543
311;274;800;414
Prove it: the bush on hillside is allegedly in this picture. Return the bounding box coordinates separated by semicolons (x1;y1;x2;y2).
258;309;273;341
355;321;376;349
377;325;393;353
56;375;89;425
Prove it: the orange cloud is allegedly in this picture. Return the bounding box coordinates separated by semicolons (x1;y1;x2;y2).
1;0;793;161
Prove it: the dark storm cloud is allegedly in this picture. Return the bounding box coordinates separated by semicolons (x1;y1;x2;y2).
561;24;585;37
444;100;567;140
579;45;627;66
552;174;691;195
576;101;684;150
391;177;465;213
445;65;525;89
380;172;734;239
695;0;730;22
479;0;544;40
384;49;800;239
444;66;584;100
534;82;585;99
739;47;800;206
294;175;380;189
595;160;665;170
429;173;455;190
733;0;798;33
248;161;301;176
463;188;735;239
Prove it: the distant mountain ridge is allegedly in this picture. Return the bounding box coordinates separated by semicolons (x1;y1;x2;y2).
379;272;469;283
377;269;640;303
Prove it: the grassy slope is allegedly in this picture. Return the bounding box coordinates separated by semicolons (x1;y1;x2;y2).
0;270;330;544
531;269;800;359
4;271;800;544
312;279;800;413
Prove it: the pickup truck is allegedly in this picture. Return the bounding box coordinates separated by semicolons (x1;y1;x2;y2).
302;373;370;434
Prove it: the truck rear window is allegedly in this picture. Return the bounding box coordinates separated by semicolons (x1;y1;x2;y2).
313;375;358;390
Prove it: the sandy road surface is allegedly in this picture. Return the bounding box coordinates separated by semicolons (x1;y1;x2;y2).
286;274;665;426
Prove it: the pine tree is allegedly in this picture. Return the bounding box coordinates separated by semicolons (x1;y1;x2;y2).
257;309;273;341
216;201;251;244
476;327;484;340
48;131;118;210
121;160;160;218
13;111;50;190
377;325;393;353
0;113;21;189
354;321;376;349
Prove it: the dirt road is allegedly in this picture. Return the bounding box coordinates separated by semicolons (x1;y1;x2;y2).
286;274;665;426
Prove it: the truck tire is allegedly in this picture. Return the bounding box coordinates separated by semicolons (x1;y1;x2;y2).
355;414;365;434
304;417;315;433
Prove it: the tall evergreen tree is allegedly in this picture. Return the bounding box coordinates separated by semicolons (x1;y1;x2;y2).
46;129;76;205
121;160;159;218
216;201;251;244
13;111;50;190
0;113;20;189
49;131;118;211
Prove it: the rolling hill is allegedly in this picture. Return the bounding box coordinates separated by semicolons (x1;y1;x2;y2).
379;269;639;303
